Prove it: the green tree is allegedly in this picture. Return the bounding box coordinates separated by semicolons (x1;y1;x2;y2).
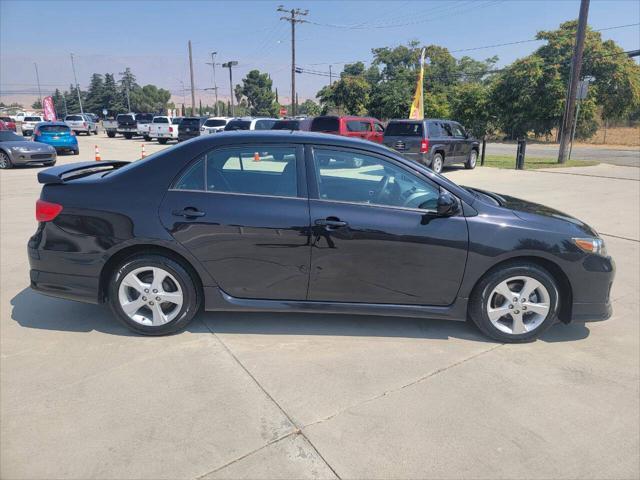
31;99;42;109
235;70;277;116
84;73;105;114
299;99;320;116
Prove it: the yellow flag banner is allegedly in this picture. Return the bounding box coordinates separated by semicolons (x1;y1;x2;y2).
409;48;426;120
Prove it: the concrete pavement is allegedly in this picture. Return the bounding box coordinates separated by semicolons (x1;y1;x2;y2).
487;142;640;167
1;135;638;479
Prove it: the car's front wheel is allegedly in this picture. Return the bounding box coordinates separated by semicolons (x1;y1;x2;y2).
0;152;13;169
465;149;478;169
108;255;201;335
469;262;559;343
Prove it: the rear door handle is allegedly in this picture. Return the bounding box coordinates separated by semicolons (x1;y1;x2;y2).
315;218;348;228
172;207;205;218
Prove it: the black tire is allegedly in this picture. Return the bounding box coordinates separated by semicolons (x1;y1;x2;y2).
73;149;79;155
158;138;168;145
44;161;56;167
143;135;151;142
468;262;560;343
465;149;478;170
124;133;133;139
107;131;116;138
108;254;201;335
431;153;444;174
0;151;13;169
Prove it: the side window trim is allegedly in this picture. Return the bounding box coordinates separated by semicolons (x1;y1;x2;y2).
305;144;440;213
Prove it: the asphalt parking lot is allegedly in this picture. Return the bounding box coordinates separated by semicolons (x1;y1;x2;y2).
1;134;639;479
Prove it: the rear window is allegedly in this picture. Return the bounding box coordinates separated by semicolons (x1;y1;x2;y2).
65;115;84;121
384;122;423;136
136;114;153;123
204;119;227;127
310;117;339;132
272;120;299;130
24;116;42;122
117;114;134;122
153;117;169;124
181;118;202;127
172;118;183;125
39;125;70;133
224;120;251;131
0;117;12;122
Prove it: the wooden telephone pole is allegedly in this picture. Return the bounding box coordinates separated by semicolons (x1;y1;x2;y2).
558;0;590;163
188;40;196;117
278;6;308;117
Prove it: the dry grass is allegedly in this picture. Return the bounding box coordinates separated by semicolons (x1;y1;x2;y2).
580;126;640;147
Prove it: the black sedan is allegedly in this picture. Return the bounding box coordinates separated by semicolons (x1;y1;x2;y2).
28;131;614;342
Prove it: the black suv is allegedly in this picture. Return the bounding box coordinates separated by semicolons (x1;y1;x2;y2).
383;119;480;173
178;117;207;142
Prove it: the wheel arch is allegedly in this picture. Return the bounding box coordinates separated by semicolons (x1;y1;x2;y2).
468;255;573;323
99;244;206;303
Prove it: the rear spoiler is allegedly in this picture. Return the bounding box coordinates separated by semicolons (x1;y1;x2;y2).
37;161;129;185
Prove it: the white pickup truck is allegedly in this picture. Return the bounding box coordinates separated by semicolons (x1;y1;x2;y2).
148;116;183;144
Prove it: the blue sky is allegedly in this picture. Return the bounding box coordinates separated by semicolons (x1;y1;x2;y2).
1;0;638;106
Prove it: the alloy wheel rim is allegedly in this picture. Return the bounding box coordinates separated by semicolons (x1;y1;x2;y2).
434;157;442;172
470;151;477;166
486;275;550;335
0;154;7;168
118;266;183;326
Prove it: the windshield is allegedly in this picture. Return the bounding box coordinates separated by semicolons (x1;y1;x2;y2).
385;122;423;136
224;120;251;130
0;131;23;141
153;117;169;123
24;116;42;122
65;115;84;121
40;125;70;133
204;119;227;127
136;114;153;123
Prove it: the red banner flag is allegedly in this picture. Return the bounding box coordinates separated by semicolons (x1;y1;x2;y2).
43;96;57;121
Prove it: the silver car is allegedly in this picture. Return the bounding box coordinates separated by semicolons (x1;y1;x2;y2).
0;131;57;169
64;114;98;135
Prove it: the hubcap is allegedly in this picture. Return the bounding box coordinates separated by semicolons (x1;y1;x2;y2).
118;266;183;326
470;151;477;166
433;157;442;172
0;154;8;168
486;276;550;335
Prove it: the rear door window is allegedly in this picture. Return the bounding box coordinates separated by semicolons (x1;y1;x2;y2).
427;122;441;138
441;123;454;137
346;120;371;132
224;120;251;130
255;119;276;130
374;123;385;133
451;123;466;138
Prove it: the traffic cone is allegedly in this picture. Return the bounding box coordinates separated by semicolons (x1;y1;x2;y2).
95;145;101;161
253;151;260;162
141;143;146;159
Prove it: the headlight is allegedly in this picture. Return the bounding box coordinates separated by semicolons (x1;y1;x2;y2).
11;146;31;153
573;237;607;256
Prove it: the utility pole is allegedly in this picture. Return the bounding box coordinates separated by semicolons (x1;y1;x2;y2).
222;61;238;116
329;65;332;86
558;0;590;163
188;40;196;117
70;53;84;115
34;63;42;108
278;6;308;117
206;52;220;116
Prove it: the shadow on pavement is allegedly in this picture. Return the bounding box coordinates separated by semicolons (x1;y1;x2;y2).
11;287;590;343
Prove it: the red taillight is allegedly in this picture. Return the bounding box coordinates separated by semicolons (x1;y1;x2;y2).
83;122;87;128
169;126;173;133
70;130;76;136
36;199;63;222
420;139;429;153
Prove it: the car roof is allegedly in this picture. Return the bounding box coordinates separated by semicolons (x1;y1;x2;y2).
36;121;68;127
387;118;452;123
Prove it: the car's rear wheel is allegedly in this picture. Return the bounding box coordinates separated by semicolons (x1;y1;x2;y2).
107;131;116;138
0;152;13;169
73;148;79;155
124;133;133;139
143;135;151;142
431;153;444;174
108;255;201;335
465;149;478;169
158;138;168;144
469;263;559;343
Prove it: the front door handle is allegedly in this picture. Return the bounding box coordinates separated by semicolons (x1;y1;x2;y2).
315;218;348;228
172;207;205;218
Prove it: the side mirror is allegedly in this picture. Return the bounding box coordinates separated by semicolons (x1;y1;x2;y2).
437;190;460;217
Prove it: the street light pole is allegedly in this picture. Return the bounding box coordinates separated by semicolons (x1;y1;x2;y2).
70;53;84;115
207;52;220;116
222;61;238;117
34;63;42;108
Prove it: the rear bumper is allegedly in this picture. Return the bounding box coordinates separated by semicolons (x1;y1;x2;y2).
30;269;100;304
399;152;430;166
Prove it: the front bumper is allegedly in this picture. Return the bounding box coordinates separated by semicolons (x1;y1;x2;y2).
11;150;57;165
